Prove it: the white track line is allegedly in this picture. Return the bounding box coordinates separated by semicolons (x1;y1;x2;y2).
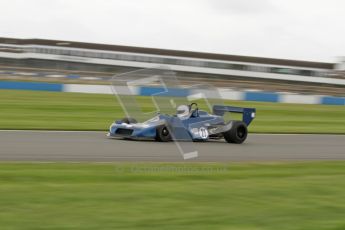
0;130;105;133
0;130;343;136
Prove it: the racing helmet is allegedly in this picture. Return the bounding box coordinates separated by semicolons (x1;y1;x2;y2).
176;105;190;118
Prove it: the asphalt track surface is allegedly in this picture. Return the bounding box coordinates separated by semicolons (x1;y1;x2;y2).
0;130;344;162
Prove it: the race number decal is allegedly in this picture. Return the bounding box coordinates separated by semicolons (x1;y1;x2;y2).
199;127;209;139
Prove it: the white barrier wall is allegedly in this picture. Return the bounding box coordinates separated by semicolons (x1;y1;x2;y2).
280;94;322;104
0;81;344;105
63;84;139;95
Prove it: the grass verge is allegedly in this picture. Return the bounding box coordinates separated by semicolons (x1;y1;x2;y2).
0;162;345;230
0;89;344;133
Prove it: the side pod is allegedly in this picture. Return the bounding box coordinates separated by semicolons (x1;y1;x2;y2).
212;105;256;126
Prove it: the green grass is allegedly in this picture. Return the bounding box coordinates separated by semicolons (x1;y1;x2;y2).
0;162;345;230
0;89;345;133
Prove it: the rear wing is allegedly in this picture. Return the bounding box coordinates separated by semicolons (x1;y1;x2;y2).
213;105;256;126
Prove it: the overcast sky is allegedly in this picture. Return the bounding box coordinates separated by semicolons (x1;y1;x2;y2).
0;0;344;62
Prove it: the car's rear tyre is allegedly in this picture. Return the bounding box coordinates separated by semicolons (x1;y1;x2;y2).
121;117;137;124
155;125;172;142
223;121;248;144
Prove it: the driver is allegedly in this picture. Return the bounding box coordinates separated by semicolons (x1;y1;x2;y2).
176;105;190;119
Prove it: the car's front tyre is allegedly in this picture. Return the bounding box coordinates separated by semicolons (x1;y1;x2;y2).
155;125;172;142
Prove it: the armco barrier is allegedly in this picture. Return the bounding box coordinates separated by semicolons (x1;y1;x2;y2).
139;87;190;97
321;96;345;105
0;81;63;92
244;91;279;103
0;81;344;106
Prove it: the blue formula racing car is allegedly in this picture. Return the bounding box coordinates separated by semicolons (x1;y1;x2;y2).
107;103;256;144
